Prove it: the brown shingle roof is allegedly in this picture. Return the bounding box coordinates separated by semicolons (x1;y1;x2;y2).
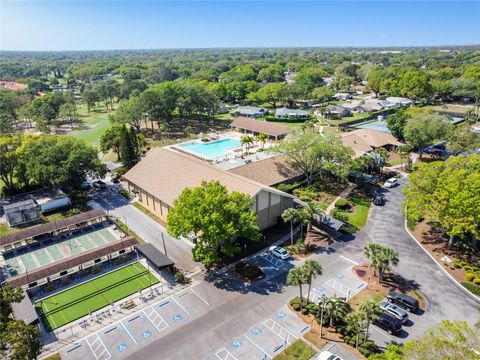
231;117;290;137
7;236;138;287
0;208;105;247
123;148;291;207
341;129;404;157
228;155;302;186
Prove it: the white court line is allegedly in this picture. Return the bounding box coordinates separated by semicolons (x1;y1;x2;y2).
215;348;238;360
172;296;190;316
191;288;209;306
339;255;359;265
120;321;138;344
243;334;272;359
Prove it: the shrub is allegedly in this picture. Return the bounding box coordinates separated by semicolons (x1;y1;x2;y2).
459;260;468;266
277;180;307;194
453;262;462;269
293;187;319;202
334;198;350;210
331;208;349;223
119;189;132;200
474;278;480;285
465;273;475;281
471;266;479;272
301;308;309;315
463;265;471;271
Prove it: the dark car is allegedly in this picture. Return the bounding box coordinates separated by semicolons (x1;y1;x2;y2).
93;180;107;189
372;194;385;206
387;291;419;313
111;175;121;184
373;312;402;335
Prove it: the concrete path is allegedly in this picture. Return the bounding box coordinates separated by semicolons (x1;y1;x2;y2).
325;184;356;214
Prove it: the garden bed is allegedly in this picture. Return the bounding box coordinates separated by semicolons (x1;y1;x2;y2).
332;189;371;232
411;221;480;295
231;261;264;281
350;265;426;310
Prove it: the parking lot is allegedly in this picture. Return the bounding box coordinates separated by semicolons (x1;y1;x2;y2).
311;268;367;302
60;287;210;360
210;305;309;360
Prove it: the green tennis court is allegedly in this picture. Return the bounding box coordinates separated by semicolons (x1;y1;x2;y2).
35;262;159;330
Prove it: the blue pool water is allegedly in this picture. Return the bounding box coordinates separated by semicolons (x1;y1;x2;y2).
178;138;241;159
352;119;391;134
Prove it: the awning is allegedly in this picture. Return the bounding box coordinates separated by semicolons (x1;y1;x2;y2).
11;288;39;325
315;214;345;231
135;243;174;270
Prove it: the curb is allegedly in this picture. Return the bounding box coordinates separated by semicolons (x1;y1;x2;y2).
404;206;480;305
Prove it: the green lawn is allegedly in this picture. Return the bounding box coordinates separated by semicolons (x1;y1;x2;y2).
35;262;158;330
69;103;115;148
273;340;316;360
337;195;371;231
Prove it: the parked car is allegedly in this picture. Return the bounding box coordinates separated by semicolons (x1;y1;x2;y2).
372;194;385;206
373;312;402;335
383;178;398;188
387;291;419;313
316;351;343;360
111;175;121;184
380;300;409;323
269;246;290;260
93;180;107;189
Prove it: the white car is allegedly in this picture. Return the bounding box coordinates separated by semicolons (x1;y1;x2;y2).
269;246;290;260
380;300;409;323
384;178;398;188
316;351;343;360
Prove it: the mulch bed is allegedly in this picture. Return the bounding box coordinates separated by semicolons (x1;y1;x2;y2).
351;265;426;309
411;221;480;284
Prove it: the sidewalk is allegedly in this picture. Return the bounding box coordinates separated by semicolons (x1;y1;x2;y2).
325;184;356;214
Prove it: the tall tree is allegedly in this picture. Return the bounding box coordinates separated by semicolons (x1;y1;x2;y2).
282;208;302;246
363;243;399;282
275;132;353;185
167;181;261;266
324;294;351;327
303;260;322;303
240;135;254;155
287;267;308;310
359;299;382;342
345;311;366;349
119;125;138;169
256;132;269;150
403;113;453;158
302;201;324;232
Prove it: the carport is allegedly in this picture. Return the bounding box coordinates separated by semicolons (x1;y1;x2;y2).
135;244;175;272
314;215;345;240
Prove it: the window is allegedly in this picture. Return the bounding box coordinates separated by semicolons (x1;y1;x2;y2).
94;258;101;263
119;249;125;254
28;282;37;288
60;270;68;276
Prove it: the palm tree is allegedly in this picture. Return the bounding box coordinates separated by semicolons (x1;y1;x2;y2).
376;247;399;282
345;311;366;349
282;208;301;246
184;126;194;138
256;132;269;149
303;201;325;232
363;243;399;282
287;267;307;310
303;260;322;303
359;299;382;342
324;294;351;327
241;135;254;155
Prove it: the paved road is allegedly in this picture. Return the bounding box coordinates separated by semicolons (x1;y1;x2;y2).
94;189;201;273
88;177;479;359
336;175;479;344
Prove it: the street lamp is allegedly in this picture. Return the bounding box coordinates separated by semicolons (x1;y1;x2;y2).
319;294;327;339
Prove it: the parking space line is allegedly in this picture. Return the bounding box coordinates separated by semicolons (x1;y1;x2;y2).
260;252;283;269
339;255;359;265
215;348;238;360
263;319;297;345
191;288;210;306
143;309;169;331
120;321;138;344
243;334;271;359
86;334;111;360
172;296;190;316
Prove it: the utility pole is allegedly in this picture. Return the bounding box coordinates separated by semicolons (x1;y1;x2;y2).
319;295;327;339
161;232;168;257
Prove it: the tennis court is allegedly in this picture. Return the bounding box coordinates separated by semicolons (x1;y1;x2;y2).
35;262;159;330
3;224;120;277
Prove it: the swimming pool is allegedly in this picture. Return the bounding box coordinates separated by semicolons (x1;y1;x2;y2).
351;119;391;133
177;138;241;159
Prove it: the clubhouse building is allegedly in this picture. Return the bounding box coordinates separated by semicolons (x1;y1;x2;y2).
123;148;295;230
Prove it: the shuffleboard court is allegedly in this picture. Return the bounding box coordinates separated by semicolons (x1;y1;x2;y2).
35;262;159;330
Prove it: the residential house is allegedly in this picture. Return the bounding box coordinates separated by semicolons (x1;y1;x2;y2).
325;105;351;118
274;107;309;119
230;106;269;119
341;129;405;157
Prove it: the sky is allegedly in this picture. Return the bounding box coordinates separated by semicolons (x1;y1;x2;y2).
1;1;479;51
